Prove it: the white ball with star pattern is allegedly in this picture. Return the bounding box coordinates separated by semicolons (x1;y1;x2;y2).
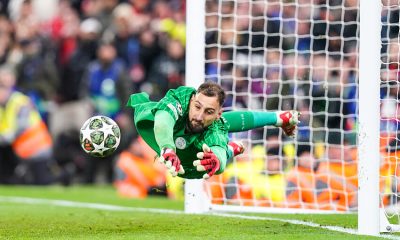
79;115;121;157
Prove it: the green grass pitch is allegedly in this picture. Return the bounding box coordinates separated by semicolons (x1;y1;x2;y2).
0;185;396;239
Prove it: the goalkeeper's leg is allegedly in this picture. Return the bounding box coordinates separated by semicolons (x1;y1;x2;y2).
222;110;300;137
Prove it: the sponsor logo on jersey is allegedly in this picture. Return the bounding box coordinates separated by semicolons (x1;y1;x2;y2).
175;137;187;149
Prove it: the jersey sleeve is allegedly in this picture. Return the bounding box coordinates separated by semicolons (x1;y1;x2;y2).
154;110;176;151
202;119;230;149
152;86;196;121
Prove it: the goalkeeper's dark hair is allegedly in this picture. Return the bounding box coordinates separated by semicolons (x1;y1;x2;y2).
197;81;226;107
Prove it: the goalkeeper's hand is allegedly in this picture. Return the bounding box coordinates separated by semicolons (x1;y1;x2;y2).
159;148;185;177
193;144;220;179
275;110;300;137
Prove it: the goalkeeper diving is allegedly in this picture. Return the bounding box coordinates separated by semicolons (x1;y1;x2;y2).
127;82;299;179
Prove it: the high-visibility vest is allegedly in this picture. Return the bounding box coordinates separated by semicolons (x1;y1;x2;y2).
0;91;52;159
114;151;166;198
286;167;316;208
207;174;225;204
286;167;333;209
317;161;358;211
222;170;286;206
380;151;398;206
12;121;52;159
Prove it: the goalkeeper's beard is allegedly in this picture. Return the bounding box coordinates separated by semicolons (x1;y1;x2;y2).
187;119;205;133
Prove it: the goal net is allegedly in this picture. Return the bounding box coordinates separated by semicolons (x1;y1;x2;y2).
185;0;400;235
379;0;400;233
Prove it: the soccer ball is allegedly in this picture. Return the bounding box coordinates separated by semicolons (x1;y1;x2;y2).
79;115;121;157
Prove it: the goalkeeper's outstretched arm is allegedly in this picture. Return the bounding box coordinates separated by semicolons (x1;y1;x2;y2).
154;110;176;151
154;110;184;176
222;110;300;137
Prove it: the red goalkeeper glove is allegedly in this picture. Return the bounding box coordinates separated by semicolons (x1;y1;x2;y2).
228;141;245;157
275;110;300;137
159;148;185;177
193;144;220;179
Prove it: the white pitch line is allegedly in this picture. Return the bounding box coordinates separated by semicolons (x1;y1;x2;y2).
0;196;399;239
0;196;183;215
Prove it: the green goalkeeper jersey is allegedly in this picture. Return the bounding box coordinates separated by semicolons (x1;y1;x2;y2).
127;86;230;179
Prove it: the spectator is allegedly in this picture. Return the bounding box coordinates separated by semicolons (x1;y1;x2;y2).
223;144;287;207
0;16;14;65
222;143;265;206
49;17;102;183
84;41;131;119
81;41;133;183
257;146;287;206
264;50;283;111
58;17;102;104
286;143;331;209
96;0;119;31
281;53;310;113
114;136;167;198
381;1;399;41
157;9;186;46
381;136;400;206
14;12;60;121
317;132;358;211
137;29;161;90
0;65;66;185
146;38;185;100
129;0;152;31
49;0;81;67
109;3;141;69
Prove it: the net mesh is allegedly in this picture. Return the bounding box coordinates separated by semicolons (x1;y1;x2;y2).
380;0;400;222
202;0;399;214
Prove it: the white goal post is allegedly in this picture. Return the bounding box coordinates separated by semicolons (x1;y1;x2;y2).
184;0;210;214
358;0;381;235
185;0;400;236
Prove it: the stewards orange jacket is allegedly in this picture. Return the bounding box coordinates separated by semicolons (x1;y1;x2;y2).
286;166;333;209
0;91;52;160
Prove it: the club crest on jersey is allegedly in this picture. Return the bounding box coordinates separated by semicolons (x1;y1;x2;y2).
175;137;186;149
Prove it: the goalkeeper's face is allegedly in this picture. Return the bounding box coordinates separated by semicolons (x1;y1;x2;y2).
188;93;222;133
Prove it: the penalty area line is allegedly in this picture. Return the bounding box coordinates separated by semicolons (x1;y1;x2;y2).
0;196;398;239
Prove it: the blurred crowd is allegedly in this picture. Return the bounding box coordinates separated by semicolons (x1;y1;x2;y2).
202;0;399;211
0;0;399;210
0;0;186;186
